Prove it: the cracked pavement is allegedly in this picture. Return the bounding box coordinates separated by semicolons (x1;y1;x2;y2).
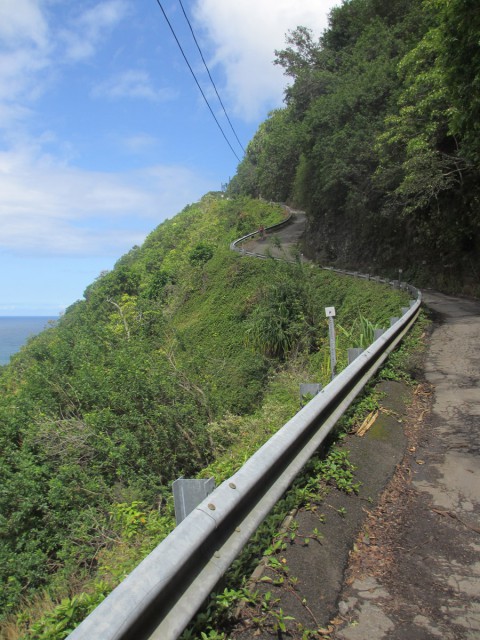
334;291;480;640
233;213;480;639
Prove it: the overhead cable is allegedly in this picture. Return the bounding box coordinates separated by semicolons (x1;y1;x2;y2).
154;0;242;163
178;0;246;155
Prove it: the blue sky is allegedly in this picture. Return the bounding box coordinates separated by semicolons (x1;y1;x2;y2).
0;0;339;316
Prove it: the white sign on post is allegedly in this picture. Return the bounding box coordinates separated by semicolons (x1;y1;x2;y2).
325;307;337;379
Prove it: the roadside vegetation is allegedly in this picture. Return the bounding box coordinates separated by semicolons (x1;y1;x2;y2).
181;310;430;640
2;0;465;634
229;0;480;295
0;193;409;638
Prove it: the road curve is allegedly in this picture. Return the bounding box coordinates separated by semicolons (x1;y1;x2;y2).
233;210;479;639
240;210;309;261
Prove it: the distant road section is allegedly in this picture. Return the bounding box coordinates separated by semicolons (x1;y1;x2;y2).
241;210;309;262
233;228;480;639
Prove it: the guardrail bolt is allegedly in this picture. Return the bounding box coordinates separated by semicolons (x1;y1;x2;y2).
229;483;237;490
208;503;216;511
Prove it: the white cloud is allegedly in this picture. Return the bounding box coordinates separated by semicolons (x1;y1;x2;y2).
0;1;131;128
122;134;159;153
92;70;177;102
0;1;211;262
0;1;51;123
193;0;340;120
0;0;48;48
0;145;212;257
60;0;130;62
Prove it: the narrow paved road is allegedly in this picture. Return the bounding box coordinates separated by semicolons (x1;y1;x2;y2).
334;291;480;639
234;213;480;638
241;210;308;261
235;213;480;640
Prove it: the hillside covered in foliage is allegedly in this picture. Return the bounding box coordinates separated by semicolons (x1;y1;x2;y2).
0;194;409;637
228;0;480;294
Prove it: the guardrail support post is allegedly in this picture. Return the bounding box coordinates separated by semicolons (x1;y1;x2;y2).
374;328;386;340
299;383;322;407
348;348;365;365
173;477;216;525
390;317;400;326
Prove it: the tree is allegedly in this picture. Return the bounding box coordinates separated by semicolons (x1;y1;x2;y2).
375;4;480;264
437;0;480;163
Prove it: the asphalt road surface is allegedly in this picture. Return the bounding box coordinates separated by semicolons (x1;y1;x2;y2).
241;210;308;261
232;213;480;639
323;291;479;640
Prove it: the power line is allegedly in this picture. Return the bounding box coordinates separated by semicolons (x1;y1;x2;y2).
178;0;246;155
154;0;242;163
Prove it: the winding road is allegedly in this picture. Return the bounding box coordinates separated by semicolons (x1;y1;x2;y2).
233;214;480;639
240;209;309;261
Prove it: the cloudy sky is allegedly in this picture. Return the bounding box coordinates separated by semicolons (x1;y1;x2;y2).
0;0;340;315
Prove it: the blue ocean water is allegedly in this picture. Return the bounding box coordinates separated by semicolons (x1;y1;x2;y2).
0;317;57;366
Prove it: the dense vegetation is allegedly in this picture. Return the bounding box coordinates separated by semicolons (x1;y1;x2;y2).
0;194;409;637
229;0;480;294
5;0;469;632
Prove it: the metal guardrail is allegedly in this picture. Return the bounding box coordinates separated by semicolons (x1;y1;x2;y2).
229;204;295;257
68;216;421;640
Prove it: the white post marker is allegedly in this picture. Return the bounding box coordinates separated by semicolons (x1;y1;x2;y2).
325;306;336;380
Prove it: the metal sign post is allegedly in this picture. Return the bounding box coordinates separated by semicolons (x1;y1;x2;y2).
325;306;336;380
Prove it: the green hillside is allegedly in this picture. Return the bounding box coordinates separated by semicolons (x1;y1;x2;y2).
229;0;480;294
0;194;408;637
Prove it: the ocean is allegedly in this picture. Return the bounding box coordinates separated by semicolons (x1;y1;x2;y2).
0;317;57;366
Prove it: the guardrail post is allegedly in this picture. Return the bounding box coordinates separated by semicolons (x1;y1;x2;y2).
173;477;216;525
299;383;322;408
390;316;400;326
348;348;365;364
374;328;386;340
401;307;410;316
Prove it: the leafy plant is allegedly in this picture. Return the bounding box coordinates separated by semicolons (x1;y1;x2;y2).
0;188;415;638
189;243;214;266
24;583;111;640
316;448;360;494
